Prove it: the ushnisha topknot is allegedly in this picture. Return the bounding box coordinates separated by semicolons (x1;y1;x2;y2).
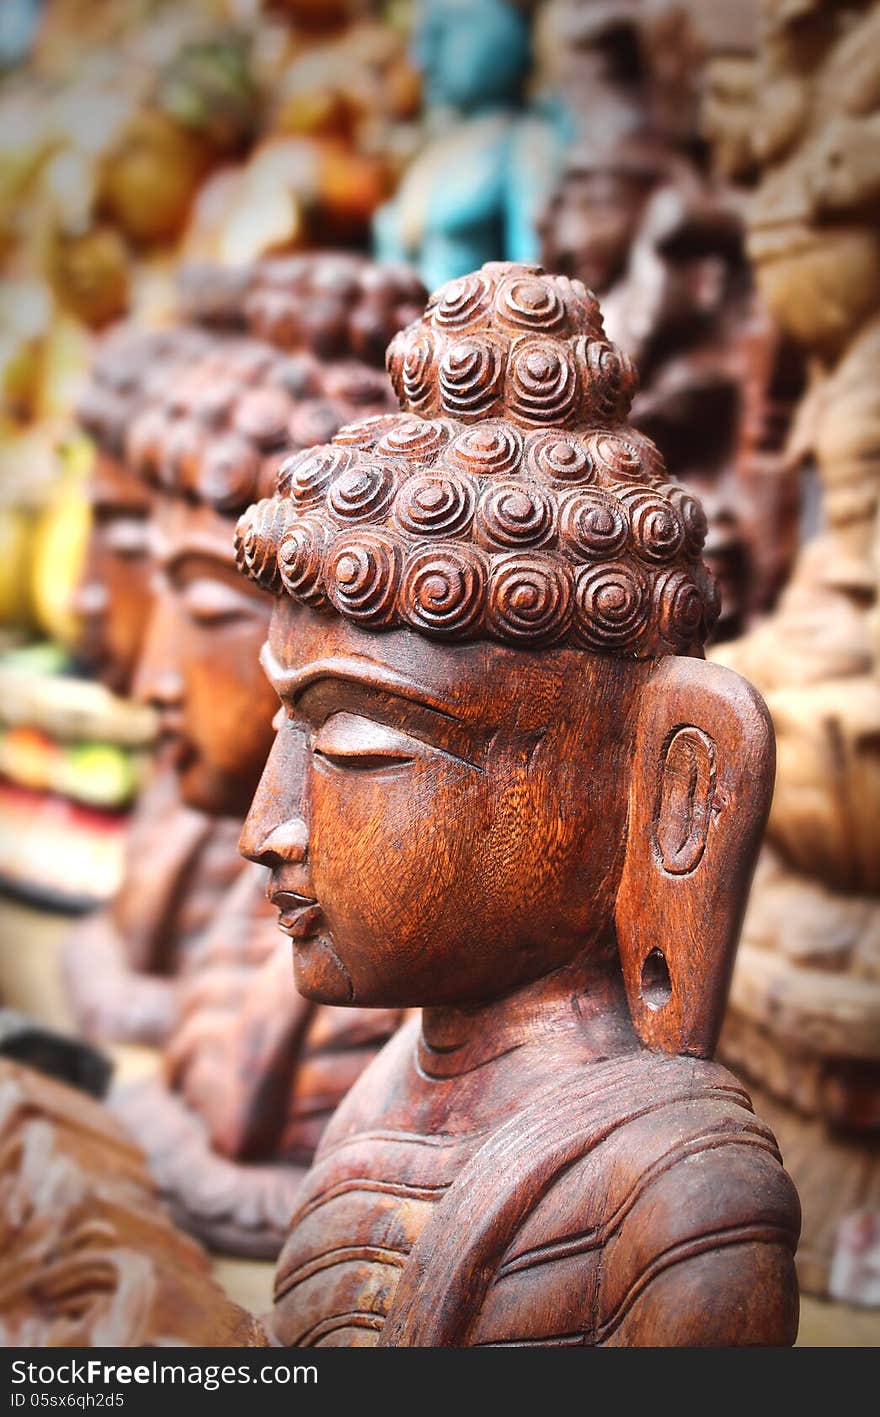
125;334;398;517
122;256;426;519
178;252;426;363
235;262;720;654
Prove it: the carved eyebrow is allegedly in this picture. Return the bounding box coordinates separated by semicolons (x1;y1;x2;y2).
153;535;237;575
89;493;149;514
259;646;464;723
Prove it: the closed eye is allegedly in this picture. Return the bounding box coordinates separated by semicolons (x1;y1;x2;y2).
312;713;419;772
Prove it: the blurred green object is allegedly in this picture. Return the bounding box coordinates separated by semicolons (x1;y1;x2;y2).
156;33;259;152
59;741;139;808
0;640;68;677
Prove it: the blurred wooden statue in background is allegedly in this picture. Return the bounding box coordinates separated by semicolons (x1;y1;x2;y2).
711;0;880;1304
106;255;418;1258
63;323;249;1046
538;0;802;641
0;1058;261;1346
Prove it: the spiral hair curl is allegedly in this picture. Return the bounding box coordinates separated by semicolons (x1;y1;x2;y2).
235;263;720;655
107;256;423;517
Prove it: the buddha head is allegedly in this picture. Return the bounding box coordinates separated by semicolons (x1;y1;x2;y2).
237;262;774;1057
746;0;880;356
129;337;284;818
129;258;423;818
73;326;209;695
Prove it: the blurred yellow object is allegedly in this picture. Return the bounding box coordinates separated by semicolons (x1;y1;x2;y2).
49;225;130;329
35;314;95;425
0;280;52;421
0;504;34;628
0;340;43;424
100;110;212;247
0;420;62;633
29;434;91;648
0;291;94;427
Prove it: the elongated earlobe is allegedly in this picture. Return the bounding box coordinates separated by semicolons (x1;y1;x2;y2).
615;656;775;1057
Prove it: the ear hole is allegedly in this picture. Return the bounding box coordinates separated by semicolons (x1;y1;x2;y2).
653;726;716;875
641;948;672;1010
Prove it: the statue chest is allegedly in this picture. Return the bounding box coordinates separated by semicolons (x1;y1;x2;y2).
268;1029;646;1347
269;1118;616;1347
271;1124;484;1346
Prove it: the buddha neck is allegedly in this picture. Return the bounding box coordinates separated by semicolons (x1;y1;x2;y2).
418;948;638;1080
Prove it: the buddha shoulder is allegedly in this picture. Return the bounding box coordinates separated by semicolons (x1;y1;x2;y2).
383;1053;801;1347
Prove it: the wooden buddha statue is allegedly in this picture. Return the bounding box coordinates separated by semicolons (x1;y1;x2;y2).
235;261;801;1345
63;323;250;1047
64;257;422;1053
110;260;418;1257
73;325;206;697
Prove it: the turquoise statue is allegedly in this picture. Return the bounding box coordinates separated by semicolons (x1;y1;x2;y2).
374;0;568;290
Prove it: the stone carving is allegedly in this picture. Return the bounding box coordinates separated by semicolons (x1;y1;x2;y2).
235;262;800;1346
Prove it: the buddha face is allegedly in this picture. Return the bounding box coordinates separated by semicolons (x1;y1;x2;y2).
134;494;277;817
540;166;657;296
73;453;153;696
240;601;652;1008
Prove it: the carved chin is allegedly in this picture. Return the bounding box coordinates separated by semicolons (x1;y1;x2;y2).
292;933;354;1005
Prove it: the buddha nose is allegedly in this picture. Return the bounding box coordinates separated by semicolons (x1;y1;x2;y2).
240;718;310;867
132;600;183;714
134;656;184;715
242;818;309;869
